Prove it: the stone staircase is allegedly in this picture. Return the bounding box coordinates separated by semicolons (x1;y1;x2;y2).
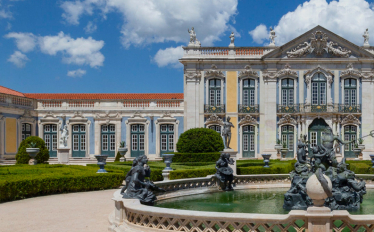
0;159;16;165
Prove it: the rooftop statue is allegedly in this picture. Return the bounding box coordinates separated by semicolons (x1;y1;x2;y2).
188;27;196;43
222;116;234;149
215;153;235;191
363;28;370;47
283;127;370;210
269;27;276;46
59;125;68;148
229;32;235;47
121;155;165;205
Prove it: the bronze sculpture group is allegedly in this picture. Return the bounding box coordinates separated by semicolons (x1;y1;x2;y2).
284;127;367;210
215;153;235;191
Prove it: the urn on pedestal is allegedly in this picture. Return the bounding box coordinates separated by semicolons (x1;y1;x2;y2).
26;144;40;165
95;155;108;173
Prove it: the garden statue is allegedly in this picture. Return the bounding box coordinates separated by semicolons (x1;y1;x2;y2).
215;153;235;191
120;155;165;206
59;125;68;148
363;28;370;47
269;27;276;46
222;116;234;149
283;127;372;210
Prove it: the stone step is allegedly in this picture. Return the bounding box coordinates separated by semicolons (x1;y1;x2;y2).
0;159;16;165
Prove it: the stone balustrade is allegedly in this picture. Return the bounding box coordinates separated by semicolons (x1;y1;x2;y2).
183;47;274;58
0;93;34;109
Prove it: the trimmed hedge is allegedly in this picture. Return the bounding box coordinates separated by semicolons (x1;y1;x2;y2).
346;161;374;174
16;136;49;164
176;128;224;153
114;152;121;162
170;153;221;163
0;165;124;202
237;160;296;175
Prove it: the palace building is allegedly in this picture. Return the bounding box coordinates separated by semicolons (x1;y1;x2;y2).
1;25;374;162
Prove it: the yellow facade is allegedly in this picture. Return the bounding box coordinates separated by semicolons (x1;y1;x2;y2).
5;118;17;153
226;71;238;150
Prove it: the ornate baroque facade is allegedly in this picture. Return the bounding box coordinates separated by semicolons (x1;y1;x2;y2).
1;25;374;161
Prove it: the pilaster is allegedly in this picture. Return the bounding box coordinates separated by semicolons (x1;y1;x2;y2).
184;70;201;130
361;78;374;159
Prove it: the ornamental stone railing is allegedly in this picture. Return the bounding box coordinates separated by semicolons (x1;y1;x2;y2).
182;47;274;58
238;104;259;114
0;93;34;109
204;104;225;114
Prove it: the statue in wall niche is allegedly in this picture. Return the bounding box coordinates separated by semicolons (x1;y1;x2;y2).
120;155;165;206
59;125;68;148
222;116;234;149
283;126;371;211
215;153;234;191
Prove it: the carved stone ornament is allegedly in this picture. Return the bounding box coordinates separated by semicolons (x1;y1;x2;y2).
239;115;258;126
131;111;143;118
278;114;297;125
341;114;361;126
20;110;35;123
287;31;351;58
161;111;172;118
341;63;374;79
95;111;120;119
263;64;298;80
44;111;58;118
72;111;84;118
205;64;225;78
205;114;223;125
185;71;202;81
305;65;333;87
238;65;259;79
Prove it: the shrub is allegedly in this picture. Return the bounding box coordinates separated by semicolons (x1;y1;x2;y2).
176;128;224;153
237;160;296;175
171;152;221;162
16;136;49;164
169;168;216;180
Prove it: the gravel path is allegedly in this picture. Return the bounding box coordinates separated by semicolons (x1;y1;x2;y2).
0;189;118;232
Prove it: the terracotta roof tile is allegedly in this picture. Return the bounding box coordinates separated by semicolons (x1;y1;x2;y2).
0;85;25;97
23;93;184;100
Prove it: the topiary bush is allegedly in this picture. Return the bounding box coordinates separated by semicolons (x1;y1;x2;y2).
176;128;224;153
16;136;49;164
114;152;121;162
171;152;221;162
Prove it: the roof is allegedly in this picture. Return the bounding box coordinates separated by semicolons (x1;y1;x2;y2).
23;93;184;100
0;85;25;97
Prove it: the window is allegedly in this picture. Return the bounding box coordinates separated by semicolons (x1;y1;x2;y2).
344;78;357;105
243;79;255;106
22;123;32;141
311;73;327;105
44;124;57;157
209;125;221;134
209;79;221;106
281;79;294;105
131;124;146;157
281;125;295;158
101;124;116;157
160;124;175;155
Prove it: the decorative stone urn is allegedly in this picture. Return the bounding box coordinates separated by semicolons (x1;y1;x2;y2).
162;154;174;181
261;154;271;168
26;148;40;165
280;148;288;159
306;173;332;207
94;155;108;173
353;148;362;160
118;147;128;162
370;154;374;168
358;144;365;151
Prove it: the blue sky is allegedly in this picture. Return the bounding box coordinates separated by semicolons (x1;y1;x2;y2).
1;0;373;94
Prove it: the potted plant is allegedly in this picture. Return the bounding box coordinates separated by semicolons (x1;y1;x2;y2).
118;141;128;162
353;143;361;160
26;142;40;165
280;142;289;159
358;138;365;151
274;139;282;151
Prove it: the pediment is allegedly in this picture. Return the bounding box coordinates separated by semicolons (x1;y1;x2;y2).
263;25;374;59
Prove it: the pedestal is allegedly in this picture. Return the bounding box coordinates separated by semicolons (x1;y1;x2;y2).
221;149;238;176
306;207;333;232
162;170;171;181
57;147;70;164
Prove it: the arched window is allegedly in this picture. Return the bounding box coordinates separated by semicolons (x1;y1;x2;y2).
209;79;221;106
243;79;255;106
311;73;327;105
344;78;357;106
209;125;221;134
281;78;294;106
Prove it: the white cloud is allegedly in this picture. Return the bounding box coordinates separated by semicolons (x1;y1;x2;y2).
249;0;374;46
4;32;37;52
84;21;97;33
248;24;268;44
60;0;238;48
0;8;11;19
5;31;105;68
153;46;183;68
67;69;86;77
7;51;28;67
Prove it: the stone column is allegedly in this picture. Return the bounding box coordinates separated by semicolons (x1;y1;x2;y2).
184;71;201;130
361;79;374;159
